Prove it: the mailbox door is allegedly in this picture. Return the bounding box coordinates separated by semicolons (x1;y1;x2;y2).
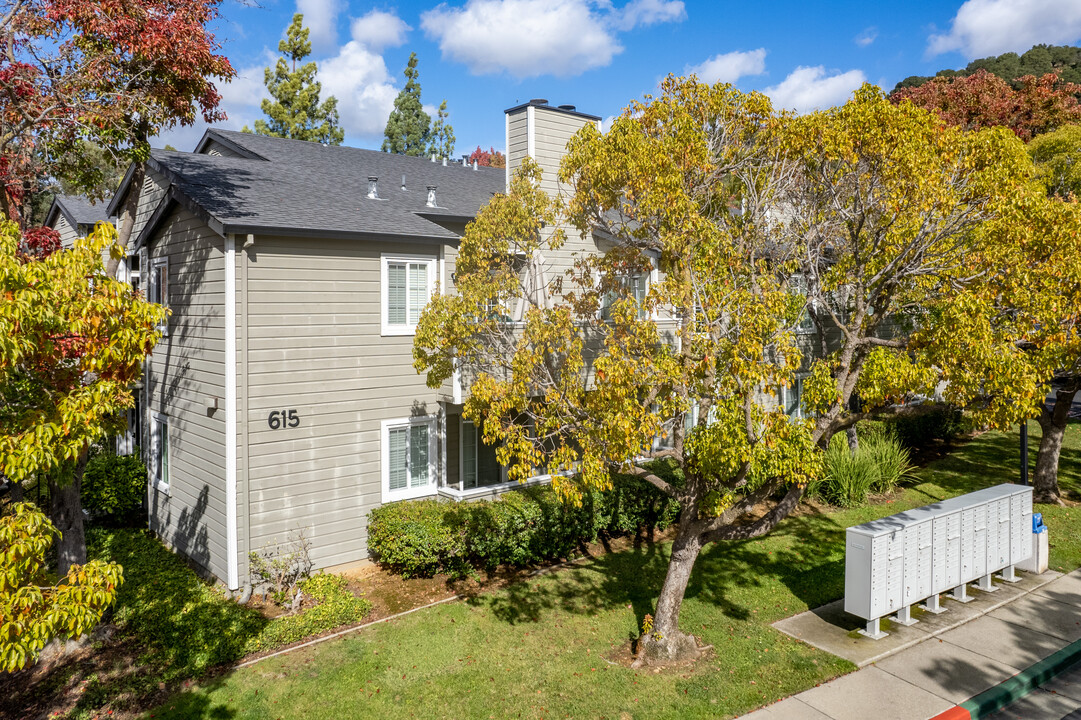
945;512;962;588
960;508;975;583
972;503;987;578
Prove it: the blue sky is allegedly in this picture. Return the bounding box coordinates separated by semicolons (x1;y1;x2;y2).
156;0;1081;154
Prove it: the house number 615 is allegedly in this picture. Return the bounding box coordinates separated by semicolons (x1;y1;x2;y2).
268;409;300;430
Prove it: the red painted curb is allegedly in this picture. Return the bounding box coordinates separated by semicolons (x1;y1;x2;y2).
927;707;971;720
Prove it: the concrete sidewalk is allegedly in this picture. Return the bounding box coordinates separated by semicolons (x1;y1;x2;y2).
739;569;1081;720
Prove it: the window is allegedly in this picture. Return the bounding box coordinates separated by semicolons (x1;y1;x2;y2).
382;416;437;501
382;254;435;335
601;273;649;321
778;378;804;419
461;420;506;489
152;413;170;492
148;256;169;335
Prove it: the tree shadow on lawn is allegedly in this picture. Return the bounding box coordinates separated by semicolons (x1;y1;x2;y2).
0;529;265;720
470;507;852;634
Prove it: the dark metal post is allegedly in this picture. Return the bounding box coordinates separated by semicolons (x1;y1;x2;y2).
1020;421;1029;485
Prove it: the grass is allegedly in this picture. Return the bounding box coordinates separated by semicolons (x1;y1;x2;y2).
138;423;1081;720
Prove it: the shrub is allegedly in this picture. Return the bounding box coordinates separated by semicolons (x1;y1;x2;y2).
818;434;879;507
888;404;963;450
861;426;915;493
249;528;313;604
82;452;147;527
367;468;682;578
367;499;467;577
813;428;916;507
244;573;372;654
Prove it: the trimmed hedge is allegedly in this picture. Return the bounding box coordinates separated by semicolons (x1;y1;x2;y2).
367;469;682;578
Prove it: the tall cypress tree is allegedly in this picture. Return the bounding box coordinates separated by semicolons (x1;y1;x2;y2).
382;53;430;156
428;99;455;160
246;14;344;145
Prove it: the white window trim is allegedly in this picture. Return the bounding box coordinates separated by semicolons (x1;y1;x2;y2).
381;415;439;502
151;411;170;494
439;474;556;501
381;253;436;337
150;255;169;336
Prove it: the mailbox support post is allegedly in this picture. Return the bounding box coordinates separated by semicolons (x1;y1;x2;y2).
976;573;998;592
952;583;973;603
893;605;918;626
999;564;1021;583
921;593;946;614
859;618;889;640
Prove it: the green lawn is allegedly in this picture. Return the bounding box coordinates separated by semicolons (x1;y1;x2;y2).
144;424;1079;720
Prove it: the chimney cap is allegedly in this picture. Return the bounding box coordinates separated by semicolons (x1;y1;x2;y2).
530;98;548;105
558;104;576;111
503;99;600;120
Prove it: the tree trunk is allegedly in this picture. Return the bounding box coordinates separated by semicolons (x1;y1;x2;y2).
50;449;89;576
633;522;703;667
1033;385;1077;505
106;161;145;279
846;426;859;452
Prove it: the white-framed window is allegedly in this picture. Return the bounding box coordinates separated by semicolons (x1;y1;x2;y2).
151;412;170;493
461;419;507;490
148;256;169;335
601;273;649;321
382;415;438;501
778;377;804;420
381;254;436;336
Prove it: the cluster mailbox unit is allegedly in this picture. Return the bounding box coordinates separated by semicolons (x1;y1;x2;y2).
844;484;1033;639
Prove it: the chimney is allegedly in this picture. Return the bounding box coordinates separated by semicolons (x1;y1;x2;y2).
504;99;598;195
426;186;437;208
367;176;378;199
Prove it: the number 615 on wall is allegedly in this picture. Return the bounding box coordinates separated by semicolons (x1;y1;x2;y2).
268;409;300;429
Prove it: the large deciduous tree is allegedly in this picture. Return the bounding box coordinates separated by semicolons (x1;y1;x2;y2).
468;145;506;168
0;0;234;237
890;70;1081;141
1;503;123;672
415;78;1038;667
382;53;431;156
246;13;344;146
0;220;164;574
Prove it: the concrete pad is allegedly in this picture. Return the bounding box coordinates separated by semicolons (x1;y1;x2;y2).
983;687;1081;719
914;586;1023;633
938;615;1066;669
773;599;930;667
876;637;1022;703
796;666;953;720
990;595;1081;643
1033;569;1081;608
736;697;834;719
1041;660;1081;702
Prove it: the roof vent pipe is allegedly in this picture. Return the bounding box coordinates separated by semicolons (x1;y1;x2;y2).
442;156;447;167
426;186;437;208
401;175;406;191
473;160;478;171
367;176;378;199
431;154;436;162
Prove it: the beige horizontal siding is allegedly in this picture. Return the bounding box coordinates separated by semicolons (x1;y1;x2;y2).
146;204;231;583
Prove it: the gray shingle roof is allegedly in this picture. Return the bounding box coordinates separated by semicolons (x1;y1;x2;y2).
149;129;505;241
48;194;112;229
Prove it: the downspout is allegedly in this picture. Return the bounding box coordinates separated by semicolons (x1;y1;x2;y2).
225;233;239;590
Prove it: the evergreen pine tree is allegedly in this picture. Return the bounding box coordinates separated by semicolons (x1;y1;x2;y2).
382;53;431;156
428;99;455;160
246;14;344;145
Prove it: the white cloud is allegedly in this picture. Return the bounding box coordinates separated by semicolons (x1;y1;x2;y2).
318;41;400;139
296;0;343;53
350;9;411;52
686;48;766;84
421;0;683;78
612;0;685;31
599;114;618;133
928;0;1081;59
854;27;877;47
765;66;866;114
